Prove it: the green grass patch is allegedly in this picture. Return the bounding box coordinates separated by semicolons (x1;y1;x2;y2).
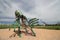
34;26;60;30
0;24;17;29
0;24;60;30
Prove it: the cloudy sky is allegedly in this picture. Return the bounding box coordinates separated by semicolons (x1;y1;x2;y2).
0;0;60;23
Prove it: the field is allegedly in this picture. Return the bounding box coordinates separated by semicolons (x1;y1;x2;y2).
0;28;60;40
0;24;60;30
0;24;60;40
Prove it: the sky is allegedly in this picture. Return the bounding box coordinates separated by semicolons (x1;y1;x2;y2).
0;0;60;24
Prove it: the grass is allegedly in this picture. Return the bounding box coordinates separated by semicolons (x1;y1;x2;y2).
34;26;60;30
0;24;60;30
0;24;16;29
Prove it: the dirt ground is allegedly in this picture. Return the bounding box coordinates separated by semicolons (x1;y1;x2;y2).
0;28;60;40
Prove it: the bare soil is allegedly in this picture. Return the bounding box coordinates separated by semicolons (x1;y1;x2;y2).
0;28;60;40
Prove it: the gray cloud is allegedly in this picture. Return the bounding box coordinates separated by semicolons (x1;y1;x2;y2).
0;0;60;23
20;0;35;12
11;0;35;12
